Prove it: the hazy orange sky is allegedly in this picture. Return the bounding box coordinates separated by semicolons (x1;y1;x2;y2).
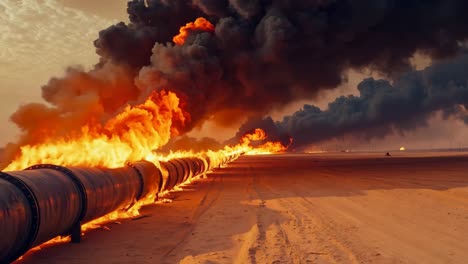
0;0;127;145
1;0;467;150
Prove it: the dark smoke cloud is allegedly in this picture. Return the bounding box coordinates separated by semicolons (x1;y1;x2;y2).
7;0;468;154
95;0;203;69
138;0;468;131
9;0;203;151
159;135;223;153
236;53;468;148
225;116;290;146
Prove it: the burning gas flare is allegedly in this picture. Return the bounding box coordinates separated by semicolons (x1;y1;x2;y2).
173;17;214;45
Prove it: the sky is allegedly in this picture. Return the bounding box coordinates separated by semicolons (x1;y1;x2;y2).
1;0;467;150
0;0;127;145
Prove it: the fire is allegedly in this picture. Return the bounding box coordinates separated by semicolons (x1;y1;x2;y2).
227;128;291;155
1;16;291;264
242;128;267;143
5;90;187;171
3;88;289;261
400;146;406;151
173;17;215;45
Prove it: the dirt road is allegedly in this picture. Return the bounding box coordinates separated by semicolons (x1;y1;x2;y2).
20;153;468;264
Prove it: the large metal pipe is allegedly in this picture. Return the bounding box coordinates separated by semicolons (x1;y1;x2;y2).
181;158;202;180
0;169;83;263
159;161;180;191
173;159;191;183
0;155;234;263
70;166;140;223
0;177;33;263
0;163;157;263
198;157;209;174
128;161;163;201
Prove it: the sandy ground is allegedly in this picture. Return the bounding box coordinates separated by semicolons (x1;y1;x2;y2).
19;153;468;264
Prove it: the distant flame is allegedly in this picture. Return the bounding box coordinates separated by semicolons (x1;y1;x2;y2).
226;128;291;155
400;146;406;151
242;128;267;142
173;17;215;45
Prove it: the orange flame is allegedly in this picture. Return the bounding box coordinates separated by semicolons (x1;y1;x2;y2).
227;128;291;155
173;17;215;45
3;90;289;260
5;90;187;171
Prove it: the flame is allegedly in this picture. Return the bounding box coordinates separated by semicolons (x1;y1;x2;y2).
226;128;291;155
3;88;288;261
2;15;290;259
400;146;406;151
5;90;187;171
242;128;267;142
173;17;215;45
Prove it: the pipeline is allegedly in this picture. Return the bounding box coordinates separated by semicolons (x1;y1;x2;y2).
0;154;239;263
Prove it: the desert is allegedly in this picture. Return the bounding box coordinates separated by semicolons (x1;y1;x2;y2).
18;152;468;264
3;1;468;263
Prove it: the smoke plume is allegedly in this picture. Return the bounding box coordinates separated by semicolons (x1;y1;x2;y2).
160;135;223;153
235;53;468;149
7;0;468;155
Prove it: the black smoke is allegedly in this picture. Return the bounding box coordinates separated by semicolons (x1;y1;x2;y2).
95;0;203;69
138;0;468;130
7;0;468;153
159;135;223;153
235;53;468;148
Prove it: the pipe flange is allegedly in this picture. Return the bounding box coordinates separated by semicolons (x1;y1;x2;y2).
126;162;145;201
26;165;88;223
0;172;40;263
156;169;163;193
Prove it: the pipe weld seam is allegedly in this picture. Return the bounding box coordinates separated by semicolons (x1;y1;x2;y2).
126;162;145;201
0;172;40;263
26;165;88;224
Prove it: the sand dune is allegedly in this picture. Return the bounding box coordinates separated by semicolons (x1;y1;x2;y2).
19;153;468;264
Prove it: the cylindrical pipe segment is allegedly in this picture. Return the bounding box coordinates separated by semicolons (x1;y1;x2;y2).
191;158;201;177
202;155;212;171
169;159;188;186
171;159;189;184
0;154;237;263
128;161;163;200
64;166;141;223
193;157;205;176
159;161;179;191
0;169;83;263
177;159;193;182
0;177;33;263
200;156;209;173
181;158;200;179
197;157;208;175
